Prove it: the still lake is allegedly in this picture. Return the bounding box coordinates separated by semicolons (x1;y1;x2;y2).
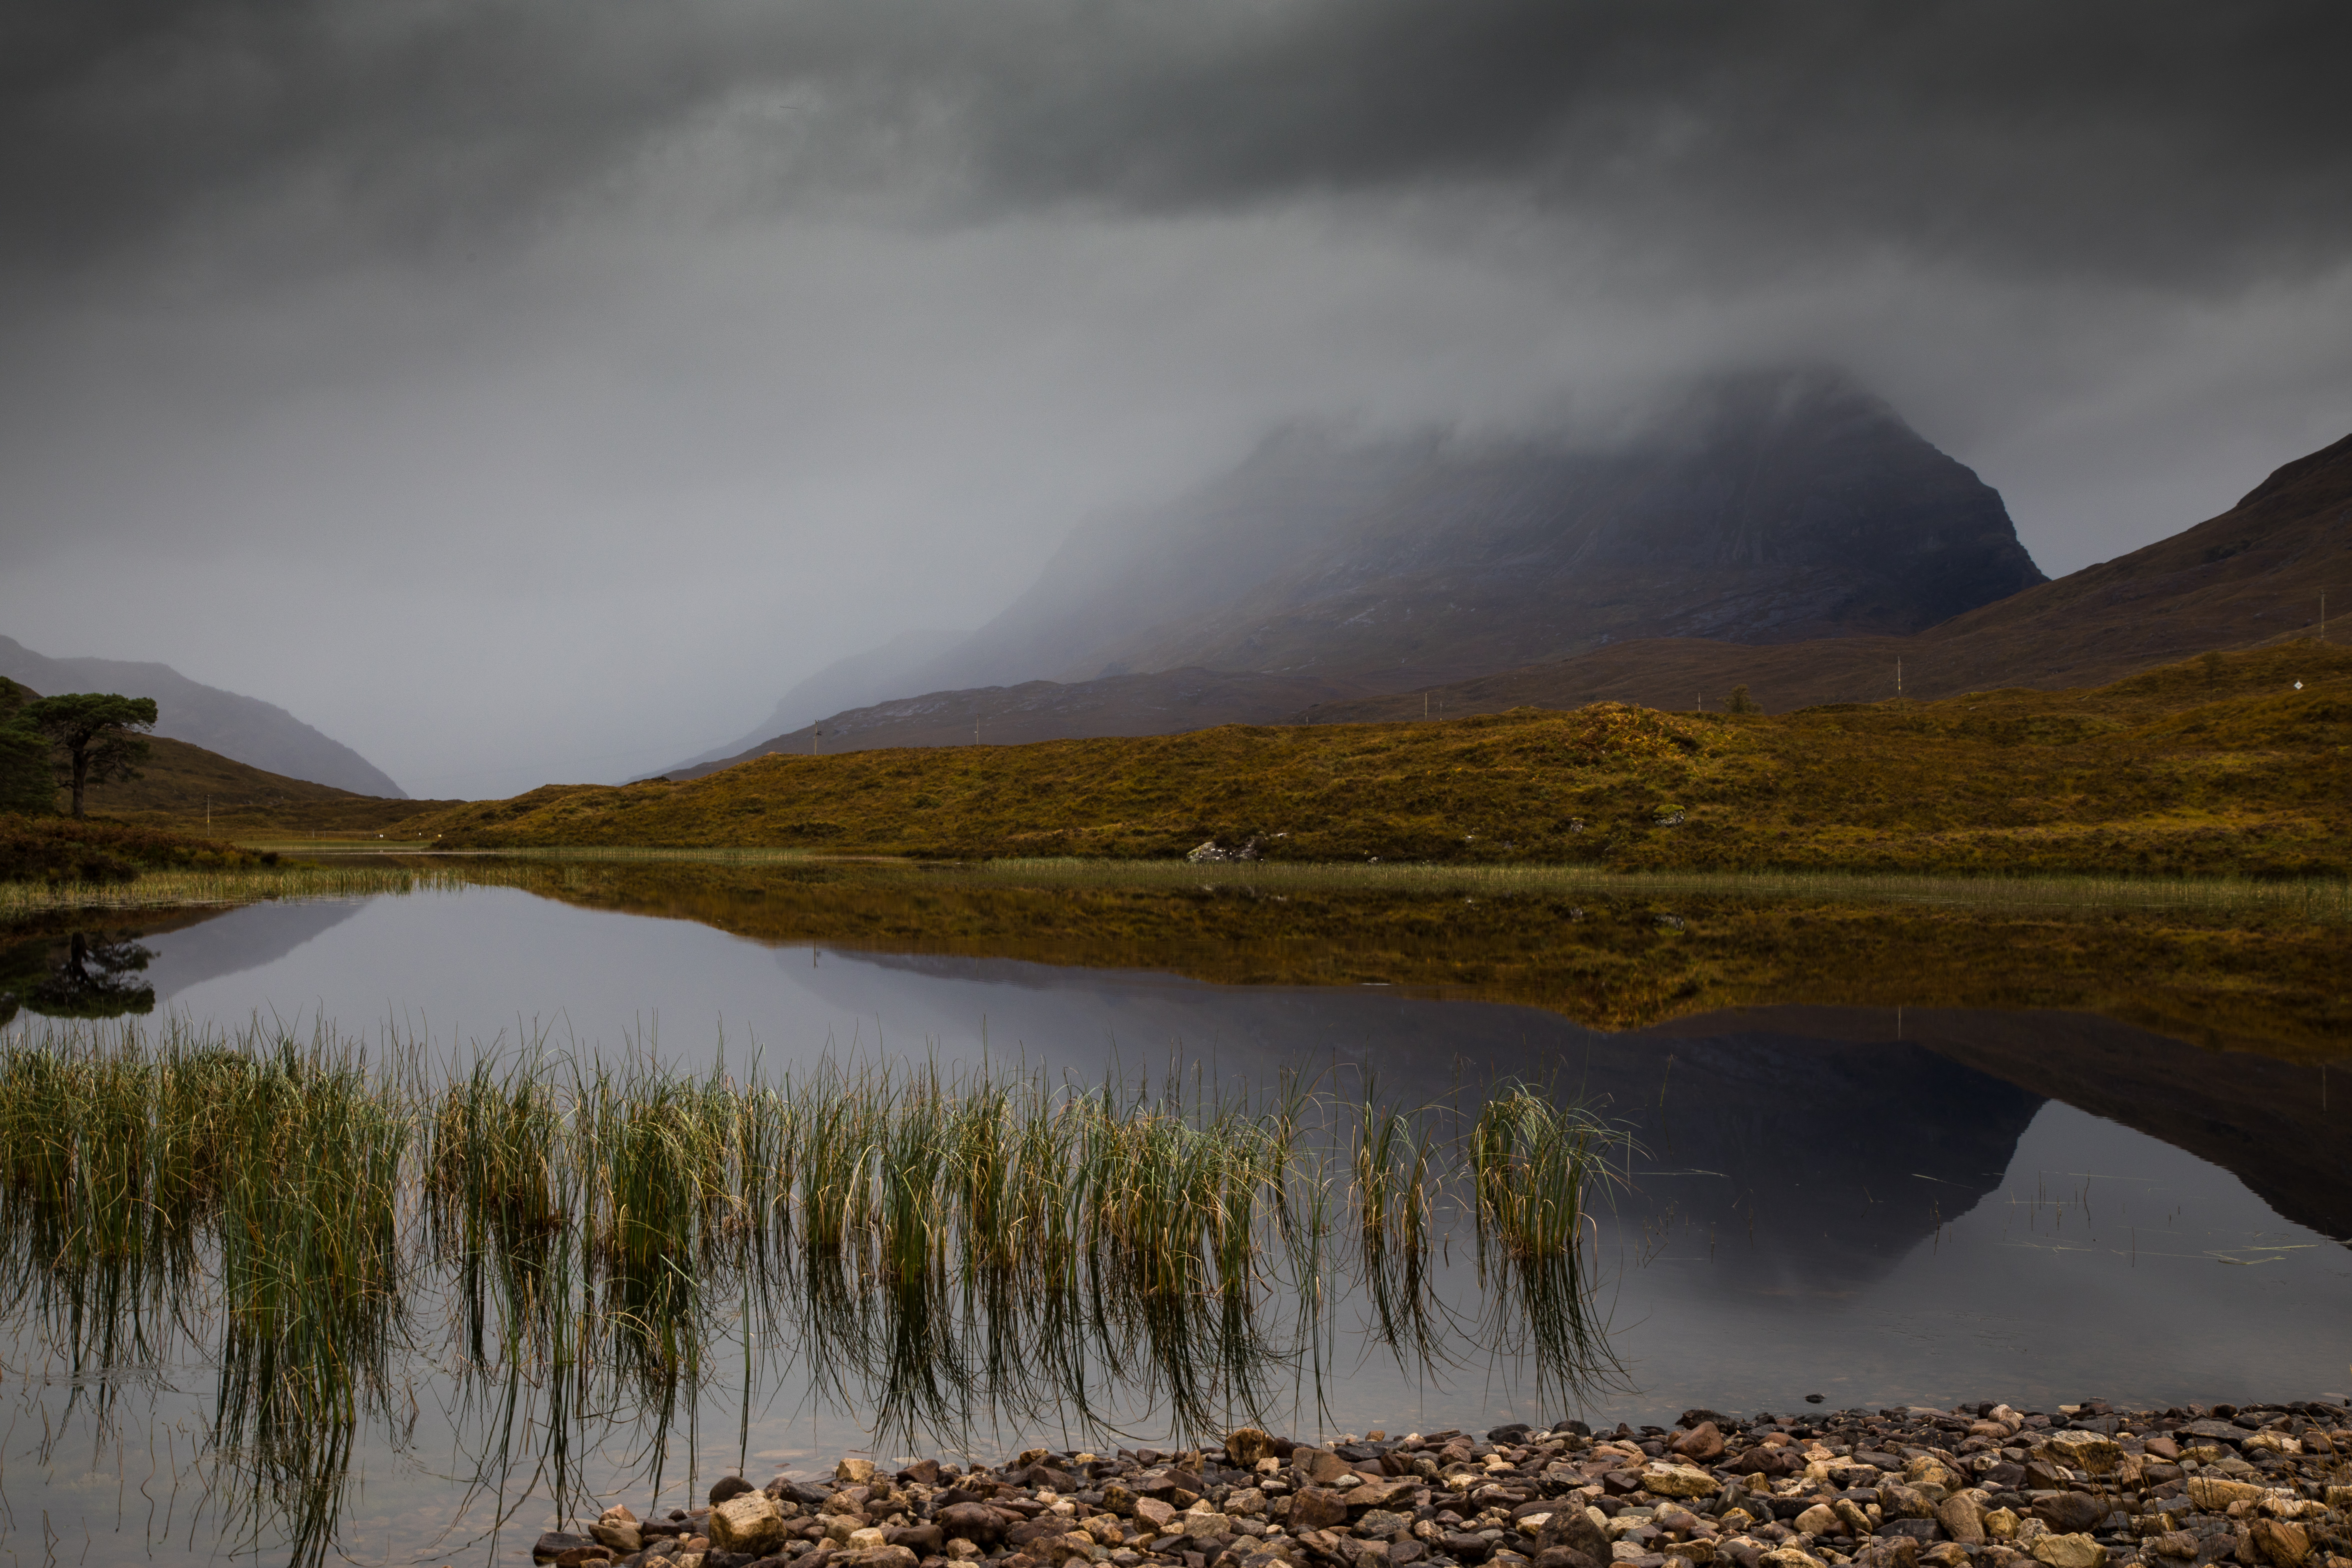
1;865;2346;1566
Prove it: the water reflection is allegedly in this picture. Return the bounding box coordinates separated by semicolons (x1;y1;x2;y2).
0;928;156;1022
0;866;2346;1567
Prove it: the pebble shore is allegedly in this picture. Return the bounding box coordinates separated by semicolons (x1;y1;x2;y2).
532;1400;2352;1568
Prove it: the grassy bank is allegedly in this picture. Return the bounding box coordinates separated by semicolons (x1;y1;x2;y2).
0;857;544;918
406;644;2352;878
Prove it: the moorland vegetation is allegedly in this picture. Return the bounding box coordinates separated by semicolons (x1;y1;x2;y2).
412;644;2352;879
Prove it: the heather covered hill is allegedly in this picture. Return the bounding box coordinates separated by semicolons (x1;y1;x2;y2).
414;642;2352;880
0;637;404;796
1302;430;2352;723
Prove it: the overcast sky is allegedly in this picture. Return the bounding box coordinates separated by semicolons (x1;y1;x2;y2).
2;2;2348;798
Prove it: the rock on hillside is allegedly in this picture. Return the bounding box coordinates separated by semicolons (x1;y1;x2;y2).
0;636;404;798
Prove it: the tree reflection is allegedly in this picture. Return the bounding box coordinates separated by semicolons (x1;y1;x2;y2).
0;930;157;1023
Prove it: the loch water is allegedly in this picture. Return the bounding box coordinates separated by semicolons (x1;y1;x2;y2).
0;864;2345;1566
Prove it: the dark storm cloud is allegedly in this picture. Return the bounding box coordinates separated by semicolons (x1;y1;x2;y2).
7;2;2348;293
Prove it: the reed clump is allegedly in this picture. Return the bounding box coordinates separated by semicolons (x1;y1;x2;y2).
0;1020;1628;1565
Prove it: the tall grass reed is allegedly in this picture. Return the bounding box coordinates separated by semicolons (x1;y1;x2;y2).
0;1019;1626;1566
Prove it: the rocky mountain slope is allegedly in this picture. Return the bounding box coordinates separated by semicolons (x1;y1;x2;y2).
0;636;405;796
908;366;2044;689
1302;428;2352;722
686;368;2044;762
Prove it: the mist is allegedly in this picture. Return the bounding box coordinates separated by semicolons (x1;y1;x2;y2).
2;1;2346;798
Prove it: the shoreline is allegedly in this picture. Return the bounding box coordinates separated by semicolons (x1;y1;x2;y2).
534;1398;2352;1568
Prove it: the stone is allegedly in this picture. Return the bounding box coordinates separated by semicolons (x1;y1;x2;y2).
1794;1506;1840;1538
1444;1531;1496;1562
592;1522;646;1554
2032;1496;2106;1536
1534;1550;1598;1568
1228;1430;1279;1468
2148;1533;2199;1560
1670;1426;1727;1465
1984;1510;2020;1544
1180;1514;1235;1540
2044;1435;2122;1478
1905;1459;1959;1492
1835;1502;1876;1538
2251;1522;2312;1568
1134;1500;1178;1531
2032;1536;2106;1568
1299;1450;1357;1486
848;1529;889;1552
556;1550;614;1568
1290;1490;1350;1532
1640;1466;1718;1500
2190;1480;2268;1512
937;1504;1010;1548
1935;1497;1984;1546
838;1459;879;1485
1538;1504;1612;1566
712;1477;758;1507
711;1494;791;1558
536;1533;602;1562
1359;1512;1412;1541
833;1548;920;1568
1759;1550;1825;1568
1882;1488;1937;1522
889;1525;945;1557
1921;1548;1969;1568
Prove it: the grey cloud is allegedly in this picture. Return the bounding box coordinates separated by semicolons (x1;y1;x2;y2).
7;2;2348;294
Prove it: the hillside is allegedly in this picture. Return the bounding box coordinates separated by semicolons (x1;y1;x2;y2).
3;728;447;834
415;642;2352;878
674;368;2044;764
670;667;1380;779
1303;430;2352;723
0;636;406;796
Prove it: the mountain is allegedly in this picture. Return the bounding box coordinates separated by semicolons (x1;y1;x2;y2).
0;637;406;796
900;367;2044;693
680;366;2044;764
654;628;970;778
1298;428;2352;723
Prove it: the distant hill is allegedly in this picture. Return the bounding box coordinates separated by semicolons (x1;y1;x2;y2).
654;628;970;778
680;366;2044;765
668;667;1381;778
0;637;405;796
1298;428;2352;723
